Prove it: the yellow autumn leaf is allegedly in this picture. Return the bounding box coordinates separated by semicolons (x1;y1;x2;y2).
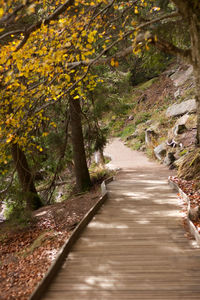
134;6;138;14
6;134;14;143
110;58;115;67
50;122;57;128
133;48;141;55
0;8;4;18
42;132;48;137
145;44;150;51
86;44;92;49
88;36;94;43
65;74;71;82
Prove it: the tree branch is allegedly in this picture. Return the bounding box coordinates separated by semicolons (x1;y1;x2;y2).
0;1;32;25
152;37;192;63
1;0;75;51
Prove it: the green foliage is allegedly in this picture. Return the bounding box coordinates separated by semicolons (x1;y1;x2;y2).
92;67;134;120
138;131;145;143
146;147;156;159
119;124;135;139
130;140;142;151
180;149;188;156
134;112;151;126
135;78;158;91
4;193;31;226
107;118;125;135
130;48;172;86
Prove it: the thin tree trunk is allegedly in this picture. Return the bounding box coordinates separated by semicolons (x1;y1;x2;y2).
11;143;42;210
69;97;92;191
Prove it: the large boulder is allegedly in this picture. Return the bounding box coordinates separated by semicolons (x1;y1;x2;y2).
170;65;194;87
175;114;190;127
154;143;167;160
166;99;196;117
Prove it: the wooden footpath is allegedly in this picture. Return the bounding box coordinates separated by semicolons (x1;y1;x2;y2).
41;141;200;300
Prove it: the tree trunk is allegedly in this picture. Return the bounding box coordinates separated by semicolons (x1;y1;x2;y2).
69;97;92;191
189;11;200;145
194;69;200;146
11;143;42;210
172;1;200;144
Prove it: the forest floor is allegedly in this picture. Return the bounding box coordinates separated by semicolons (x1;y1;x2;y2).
0;185;101;300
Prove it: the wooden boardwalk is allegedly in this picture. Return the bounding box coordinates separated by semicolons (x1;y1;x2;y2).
42;140;200;300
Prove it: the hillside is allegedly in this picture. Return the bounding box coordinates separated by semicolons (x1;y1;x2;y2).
104;62;199;183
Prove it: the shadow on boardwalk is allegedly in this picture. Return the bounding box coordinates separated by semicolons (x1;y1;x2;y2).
42;139;200;300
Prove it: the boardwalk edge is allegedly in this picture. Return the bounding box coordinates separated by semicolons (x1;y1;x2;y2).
168;177;200;246
29;176;113;300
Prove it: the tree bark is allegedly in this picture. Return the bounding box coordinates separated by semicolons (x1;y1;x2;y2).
69;97;92;191
11;143;42;210
189;11;200;145
169;1;200;144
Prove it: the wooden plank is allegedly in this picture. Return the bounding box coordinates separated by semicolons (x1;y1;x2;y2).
42;290;200;300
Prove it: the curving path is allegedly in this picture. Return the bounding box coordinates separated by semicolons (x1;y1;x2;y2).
42;139;200;300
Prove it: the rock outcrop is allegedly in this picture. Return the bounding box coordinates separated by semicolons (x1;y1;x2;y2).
166;99;196;117
170;65;194;87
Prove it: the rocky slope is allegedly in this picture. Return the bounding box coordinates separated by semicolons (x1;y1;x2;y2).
113;62;199;182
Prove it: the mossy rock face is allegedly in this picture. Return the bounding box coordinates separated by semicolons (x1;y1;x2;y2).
178;148;200;180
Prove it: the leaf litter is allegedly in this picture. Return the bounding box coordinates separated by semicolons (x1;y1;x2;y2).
170;176;200;239
0;186;100;300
